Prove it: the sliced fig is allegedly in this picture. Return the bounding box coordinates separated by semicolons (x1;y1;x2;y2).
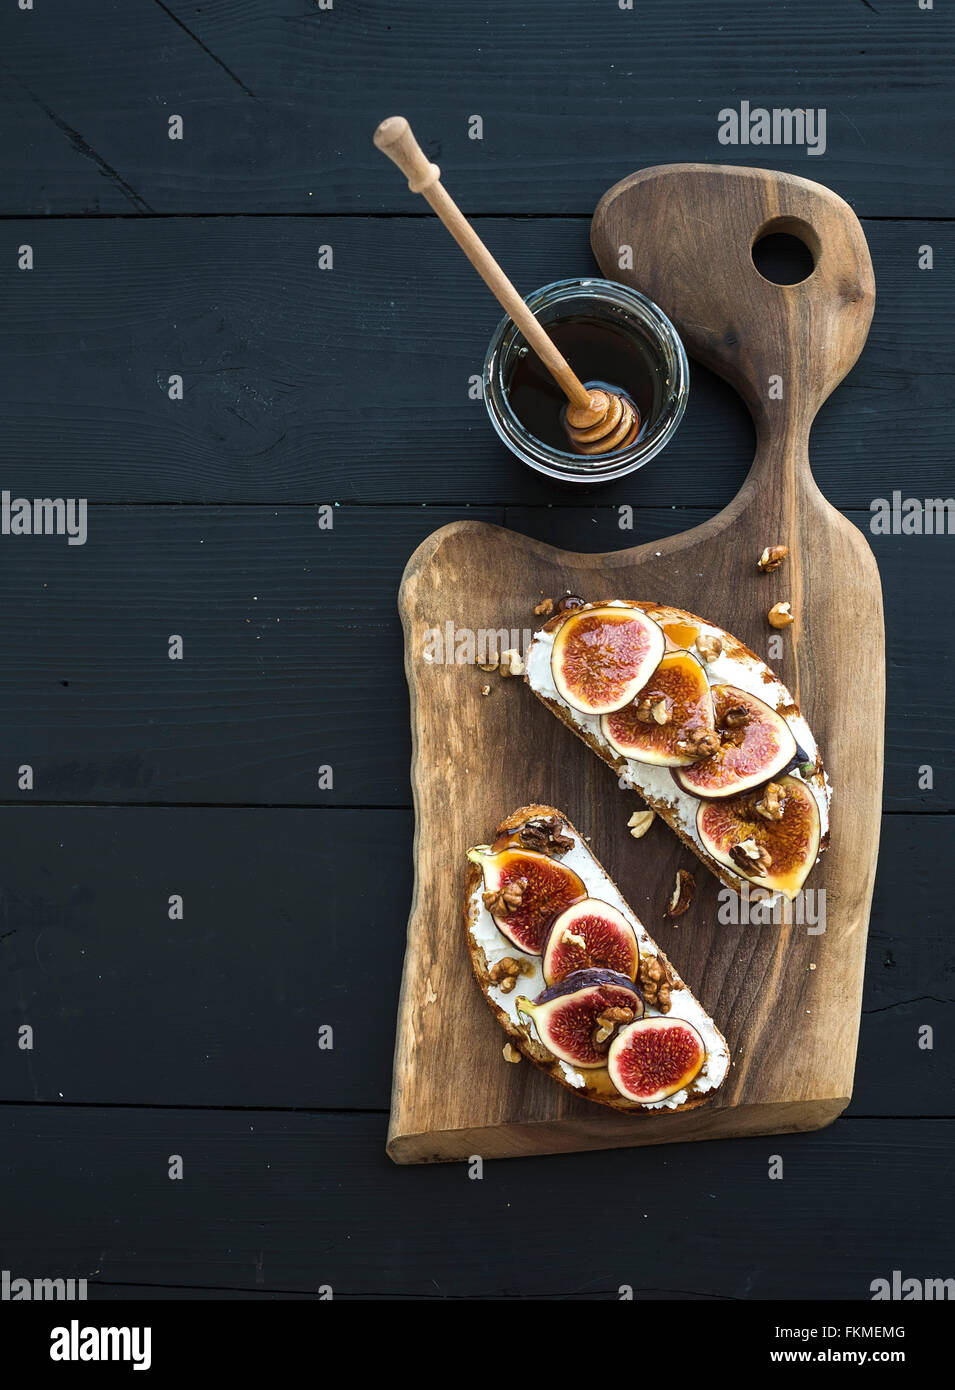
541;899;640;986
607;1016;705;1103
697;773;822;899
516;969;644;1068
550;605;666;716
467;846;586;954
673;684;797;799
600;649;716;767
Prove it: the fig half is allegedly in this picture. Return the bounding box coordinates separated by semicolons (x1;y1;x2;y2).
468;846;586;954
550;605;666;716
601;649;716;767
697;773;822;899
607;1016;705;1103
541;899;640;986
672;684;797;799
516;968;644;1068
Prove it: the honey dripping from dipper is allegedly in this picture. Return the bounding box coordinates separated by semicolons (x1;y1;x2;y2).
506;317;657;455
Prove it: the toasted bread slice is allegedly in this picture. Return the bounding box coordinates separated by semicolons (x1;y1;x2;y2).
465;804;730;1113
524;601;830;897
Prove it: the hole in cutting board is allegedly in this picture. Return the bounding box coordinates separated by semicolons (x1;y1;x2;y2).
751;226;816;285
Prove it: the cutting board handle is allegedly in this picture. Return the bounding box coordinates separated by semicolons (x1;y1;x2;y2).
591;165;875;486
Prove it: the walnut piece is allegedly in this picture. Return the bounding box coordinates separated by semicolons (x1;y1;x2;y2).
678;726;721;759
477;654;499;673
533;596;554;617
632;696;670;725
480;683;491;697
665;868;695;918
767;601;794;629
518;815;574;856
498;648;525;676
755;781;786;821
594;1005;634;1044
758;544;789;573
695;632;723;662
722;705;749;729
627;809;656;839
489;956;521;982
651;698;671;726
502;1042;522;1064
560;927;587;950
482;876;527;915
489;955;531;994
729;838;773;874
638;954;673;1013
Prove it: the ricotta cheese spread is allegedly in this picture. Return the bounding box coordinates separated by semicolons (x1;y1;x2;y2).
468;826;730;1110
524;611;830;873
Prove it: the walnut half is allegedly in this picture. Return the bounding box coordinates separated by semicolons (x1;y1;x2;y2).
489;955;532;994
758;544;789;572
767;601;794;629
755;781;786;821
594;1005;634;1044
695;633;723;662
638;954;672;1013
665;869;695;918
518;815;574;856
678;726;721;759
482;877;527;915
729;838;773;874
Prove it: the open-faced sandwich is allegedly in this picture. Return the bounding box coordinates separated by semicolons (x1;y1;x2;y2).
524;600;830;899
465;804;730;1112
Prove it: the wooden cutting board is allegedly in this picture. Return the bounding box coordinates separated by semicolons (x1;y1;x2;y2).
388;165;883;1164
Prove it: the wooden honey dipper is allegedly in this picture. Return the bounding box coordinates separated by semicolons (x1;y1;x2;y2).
373;117;639;455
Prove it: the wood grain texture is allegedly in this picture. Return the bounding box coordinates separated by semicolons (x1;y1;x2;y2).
0;506;499;806
0;503;944;810
0;216;950;506
0;808;943;1113
1;1;952;215
2;1105;952;1299
0;807;411;1109
389;167;884;1162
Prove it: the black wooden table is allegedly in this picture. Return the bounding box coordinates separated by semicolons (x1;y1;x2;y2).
0;1;952;1301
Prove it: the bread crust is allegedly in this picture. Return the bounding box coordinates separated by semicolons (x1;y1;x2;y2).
464;804;728;1114
526;601;829;896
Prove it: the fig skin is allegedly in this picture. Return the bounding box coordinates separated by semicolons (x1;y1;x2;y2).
517;968;644;1068
607;1016;705;1103
672;684;797;799
696;773;822;899
601;649;715;768
468;846;586;954
550;604;666;716
541;899;640;986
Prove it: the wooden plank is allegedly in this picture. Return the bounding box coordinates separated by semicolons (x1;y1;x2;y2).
0;216;948;506
0;503;947;810
0;807;411;1109
1;1;952;215
1;1105;951;1297
0;505;500;806
0;808;945;1114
